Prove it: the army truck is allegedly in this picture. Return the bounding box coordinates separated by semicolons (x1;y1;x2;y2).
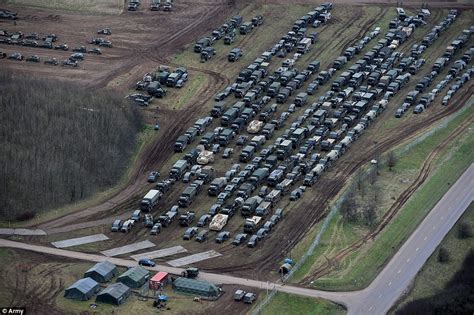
208;177;227;196
241;196;263;216
255;201;272;217
179;211;195;227
170;160;189;180
140;189;162;212
178;186;198;207
243;216;263;233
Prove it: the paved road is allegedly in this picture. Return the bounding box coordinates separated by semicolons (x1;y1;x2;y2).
349;163;474;314
0;164;472;313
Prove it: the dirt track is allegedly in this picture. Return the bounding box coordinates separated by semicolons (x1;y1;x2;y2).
299;105;473;286
0;0;234;230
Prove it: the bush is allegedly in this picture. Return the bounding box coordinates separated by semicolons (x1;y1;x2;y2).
438;247;450;263
15;211;36;222
0;71;142;220
457;221;472;239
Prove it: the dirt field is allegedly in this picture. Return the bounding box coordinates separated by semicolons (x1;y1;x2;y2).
0;248;261;315
1;1;473;313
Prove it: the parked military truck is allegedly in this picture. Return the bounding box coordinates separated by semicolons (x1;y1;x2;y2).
243;216;263;234
178;186;198;207
170;159;189;180
255;201;272;217
197;166;214;183
208;177;227;196
276;139;293;160
140;189;162;212
179;211;195;227
241;196;263;216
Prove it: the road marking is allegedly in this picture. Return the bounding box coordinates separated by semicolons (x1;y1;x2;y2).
407;258;411;263
398;269;402;274
416;247;419;252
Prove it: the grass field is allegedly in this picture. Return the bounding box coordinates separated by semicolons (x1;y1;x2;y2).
392;203;474;313
6;0;123;14
289;102;473;289
261;292;346;315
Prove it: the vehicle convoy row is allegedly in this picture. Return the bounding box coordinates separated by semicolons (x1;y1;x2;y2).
112;7;471;250
0;28;112;68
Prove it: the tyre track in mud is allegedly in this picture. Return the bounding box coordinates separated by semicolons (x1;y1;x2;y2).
207;86;472;276
299;103;472;286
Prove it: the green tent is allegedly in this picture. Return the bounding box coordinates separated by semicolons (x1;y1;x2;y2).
117;266;150;289
84;261;118;283
172;277;220;297
96;282;131;306
64;277;100;301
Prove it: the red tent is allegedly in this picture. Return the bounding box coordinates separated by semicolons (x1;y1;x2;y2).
149;272;169;290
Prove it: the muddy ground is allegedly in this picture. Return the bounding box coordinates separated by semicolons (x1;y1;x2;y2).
1;1;473;313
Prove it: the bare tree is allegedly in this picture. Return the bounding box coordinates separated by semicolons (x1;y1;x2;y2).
0;70;142;220
363;202;378;227
369;167;378;186
340;191;358;222
387;151;397;171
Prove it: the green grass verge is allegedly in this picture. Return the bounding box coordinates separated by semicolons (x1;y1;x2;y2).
310;106;473;290
287;102;473;287
392;203;474;313
261;292;346;315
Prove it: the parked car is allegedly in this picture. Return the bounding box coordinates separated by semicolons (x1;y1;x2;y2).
256;228;267;240
138;258;156;267
62;59;78;67
183;227;199;240
413;104;425;114
88;47;102;55
197;214;211;227
7;52;23;61
98;28;112;35
223;148;234;158
131;209;142;222
111;219;123;232
148;171;160;182
289;188;303;201
237;135;249;146
150;223;162;235
25;55;40;62
44;58;59;65
215;231;230;243
232;233;248;245
247;235;259;247
195;229;208;243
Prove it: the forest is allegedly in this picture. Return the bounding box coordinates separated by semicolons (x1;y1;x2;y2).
0;70;142;221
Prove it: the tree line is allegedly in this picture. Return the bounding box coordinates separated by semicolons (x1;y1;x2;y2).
0;70;142;221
